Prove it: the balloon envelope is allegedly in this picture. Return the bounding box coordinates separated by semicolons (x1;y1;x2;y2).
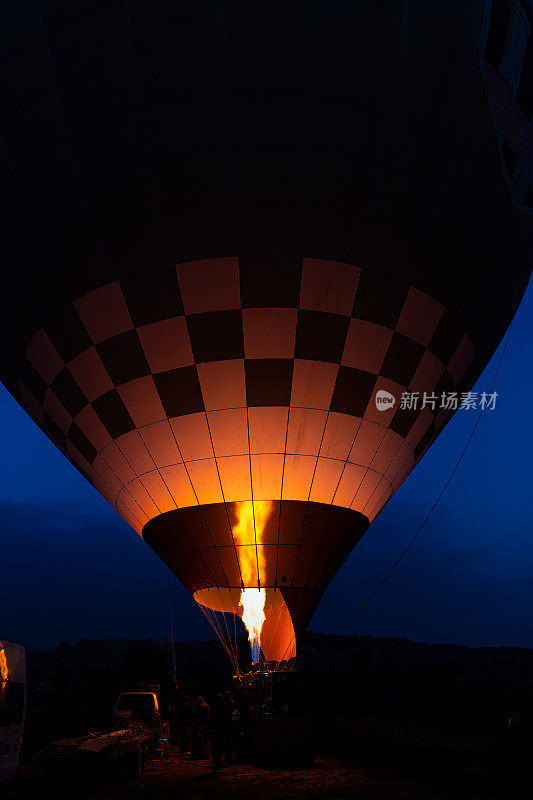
0;0;531;661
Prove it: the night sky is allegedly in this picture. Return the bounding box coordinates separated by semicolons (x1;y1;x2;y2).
1;279;532;652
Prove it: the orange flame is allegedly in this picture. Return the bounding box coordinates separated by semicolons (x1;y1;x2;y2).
232;501;272;662
239;588;266;663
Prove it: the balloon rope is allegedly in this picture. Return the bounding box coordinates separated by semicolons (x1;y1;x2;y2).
338;322;513;634
221;606;238;670
168;574;177;688
234;609;238;669
197;602;239;674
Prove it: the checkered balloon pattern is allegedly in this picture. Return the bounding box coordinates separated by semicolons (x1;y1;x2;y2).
19;258;474;548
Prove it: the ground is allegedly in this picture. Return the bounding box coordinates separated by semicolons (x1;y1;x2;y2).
6;723;533;800
2;752;473;800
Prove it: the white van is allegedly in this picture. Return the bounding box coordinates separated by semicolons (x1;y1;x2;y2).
0;641;26;783
112;691;160;724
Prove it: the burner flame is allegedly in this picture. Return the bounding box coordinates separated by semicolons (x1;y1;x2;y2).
232;500;272;662
239;587;266;663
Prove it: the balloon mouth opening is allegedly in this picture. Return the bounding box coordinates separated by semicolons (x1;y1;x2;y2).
194;586;297;671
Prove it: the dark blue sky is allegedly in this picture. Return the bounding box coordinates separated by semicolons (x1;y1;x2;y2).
1;279;532;652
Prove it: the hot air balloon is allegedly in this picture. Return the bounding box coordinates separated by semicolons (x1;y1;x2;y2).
0;0;531;669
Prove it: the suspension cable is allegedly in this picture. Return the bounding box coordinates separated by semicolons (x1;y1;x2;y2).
338;323;513;634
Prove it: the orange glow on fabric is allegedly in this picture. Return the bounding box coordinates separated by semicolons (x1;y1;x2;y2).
0;645;8;703
233;500;272;662
0;646;7;681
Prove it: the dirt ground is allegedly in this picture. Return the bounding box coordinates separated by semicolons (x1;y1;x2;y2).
5;739;533;800
4;752;458;800
5;706;533;800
